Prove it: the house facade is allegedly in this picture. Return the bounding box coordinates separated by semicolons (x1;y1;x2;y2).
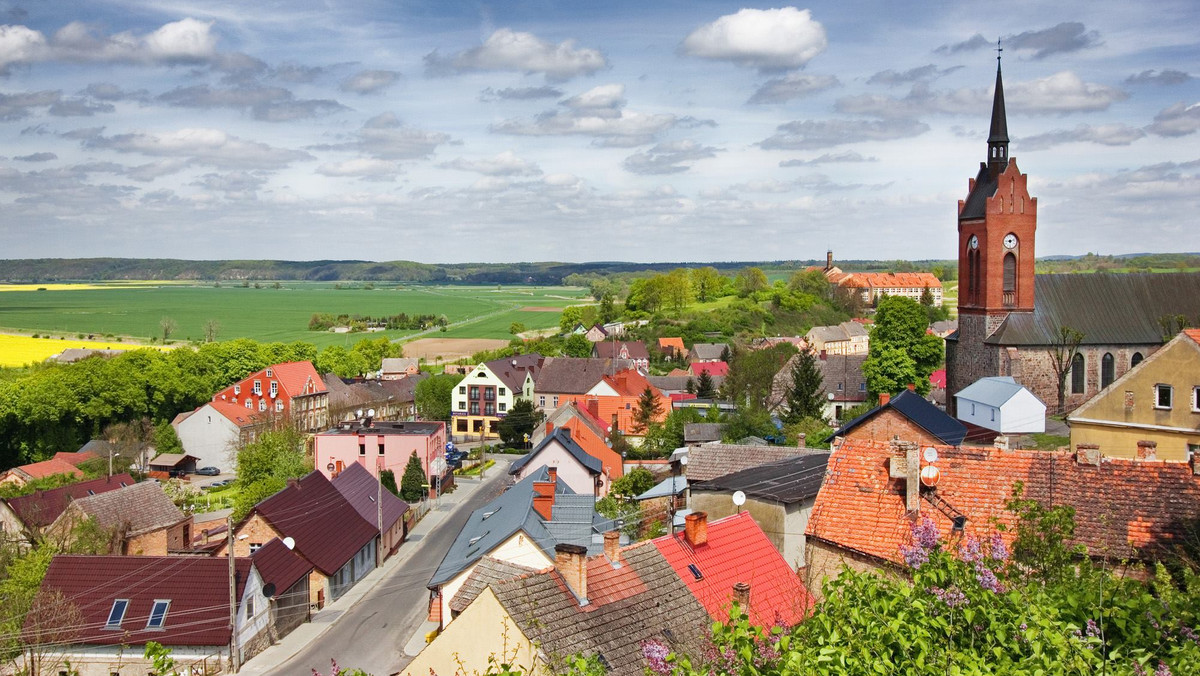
450;354;542;438
804;321;869;356
509;427;616;497
211;360;327;420
955;376;1046;435
48;481;190;555
173;400;264;470
826;389;967;448
556;369;670;440
592;340;650;371
314;418;446;485
1;474;133;548
1068;330;1200;461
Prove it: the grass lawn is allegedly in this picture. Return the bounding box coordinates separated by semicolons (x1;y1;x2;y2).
1029;433;1070;451
0;283;587;346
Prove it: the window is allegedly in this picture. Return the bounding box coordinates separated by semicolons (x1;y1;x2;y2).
539;396;545;407
1070;353;1086;394
359;442;366;455
275;400;284;412
485;403;495;416
469;403;480;415
106;600;129;629
469;386;480;400
1156;384;1174;409
145;600;170;629
249;542;263;553
484;388;495;401
552;396;559;407
1190;444;1200;460
259;400;267;412
266;368;273;377
1101;353;1115;389
253;380;262;395
1002;253;1016;292
246;596;254;621
837;383;843;391
1132;352;1144;368
1194;386;1200;412
859;383;867;392
458;401;466;410
234;384;241;395
499;403;506;412
270;381;278;397
498;387;506;396
245;399;252;410
459;386;466;395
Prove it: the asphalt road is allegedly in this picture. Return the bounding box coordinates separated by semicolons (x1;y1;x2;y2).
267;464;510;676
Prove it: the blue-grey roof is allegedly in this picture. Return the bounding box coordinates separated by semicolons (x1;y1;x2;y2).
826;389;967;446
509;427;602;476
635;476;689;500
690;453;830;504
428;466;602;588
954;376;1026;407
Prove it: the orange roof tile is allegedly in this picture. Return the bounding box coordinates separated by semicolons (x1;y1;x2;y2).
1185;329;1200;345
807;438;1200;566
837;272;941;290
14;458;86;481
208;400;266;428
653;512;814;627
561;418;624;479
658;337;686;352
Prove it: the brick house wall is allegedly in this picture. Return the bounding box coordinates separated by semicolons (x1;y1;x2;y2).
803;539;896;601
844;408;945;447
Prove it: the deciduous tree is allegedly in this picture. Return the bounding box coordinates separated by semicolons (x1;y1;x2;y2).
1046;326;1085;415
415;374;463;422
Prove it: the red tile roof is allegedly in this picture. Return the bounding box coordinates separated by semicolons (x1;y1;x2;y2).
560;418;624;479
1185;329;1200;345
689;361;729;377
836;272;942;290
254;471;378;576
32;555;251;646
807;439;1200;566
52;451;98;467
252;537;314;596
652;512;814;627
208;400;266;428
270;360;327;395
657;337;686;355
929;369;947;388
11;457;86;481
6;474;134;529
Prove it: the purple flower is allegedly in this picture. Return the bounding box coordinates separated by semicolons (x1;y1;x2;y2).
900;543;929;569
976;566;1004;593
929;585;967;608
900;517;940;568
1155;662;1172;676
1133;662;1148;676
959;537;983;564
1180;625;1199;643
642;639;672;675
1085;619;1100;638
988;533;1009;562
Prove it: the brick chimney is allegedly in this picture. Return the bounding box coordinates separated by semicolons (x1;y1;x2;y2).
826;250;833;270
532;480;555;520
1075;443;1101;466
587;398;600;419
888;440;919;511
555;543;589;604
797;433;806;448
732;582;750;609
547;466;558;484
879;393;891;406
604;530;621;562
1136;440;1158;461
684;512;708;546
287;478;300;490
545;421;553;437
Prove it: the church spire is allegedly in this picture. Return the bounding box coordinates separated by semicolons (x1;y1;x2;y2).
987;41;1009;174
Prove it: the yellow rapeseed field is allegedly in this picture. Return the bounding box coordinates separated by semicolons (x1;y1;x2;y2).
0;282;179;292
0;335;168;367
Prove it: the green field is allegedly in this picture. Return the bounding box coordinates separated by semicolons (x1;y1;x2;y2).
0;283;588;346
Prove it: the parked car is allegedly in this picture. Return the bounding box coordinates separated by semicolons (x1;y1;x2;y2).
196;466;221;476
207;479;233;489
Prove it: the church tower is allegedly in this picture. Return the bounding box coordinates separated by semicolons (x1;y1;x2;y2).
947;56;1038;414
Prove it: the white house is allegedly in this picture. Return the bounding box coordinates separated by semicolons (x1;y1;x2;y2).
172;401;261;471
954;376;1046;434
449;354;542;439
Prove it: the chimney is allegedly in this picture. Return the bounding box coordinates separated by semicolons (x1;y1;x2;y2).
732;582;751;610
888;440;919;511
547;466;558;484
1074;443;1101;466
993;435;1009;451
1136;440;1158;461
587;398;600;419
684;512;708;547
545;421;553;437
555;543;589;603
797;433;806;448
287;478;299;490
826;250;833;270
603;530;621;563
879;393;891;406
532;481;556;520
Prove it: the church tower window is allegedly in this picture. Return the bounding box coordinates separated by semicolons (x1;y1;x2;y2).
1131;352;1144;368
1071;353;1086;394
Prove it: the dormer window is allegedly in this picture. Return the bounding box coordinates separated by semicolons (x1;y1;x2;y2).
234;384;240;395
253;380;262;395
266;369;273;377
105;599;129;629
146;600;170;629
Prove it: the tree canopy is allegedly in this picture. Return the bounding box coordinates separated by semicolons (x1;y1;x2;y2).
862;295;943;397
414;374;464;422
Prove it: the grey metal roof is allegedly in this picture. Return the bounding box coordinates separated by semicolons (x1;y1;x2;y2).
683;422;722;443
635;476;688;500
954;376;1026;407
428;466;600;588
959;164;996;221
689;343;727;360
986;273;1200;347
690;453;830;504
508;427;602;476
826;389;967;446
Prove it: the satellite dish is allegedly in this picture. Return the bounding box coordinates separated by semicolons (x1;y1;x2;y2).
923;447;939;464
261;583;276;599
356;409;364;419
920;465;941;488
282;536;295;550
367;408;376;417
732;491;746;506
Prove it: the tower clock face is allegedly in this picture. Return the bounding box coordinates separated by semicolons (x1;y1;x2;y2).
968;235;979;250
1004;233;1018;249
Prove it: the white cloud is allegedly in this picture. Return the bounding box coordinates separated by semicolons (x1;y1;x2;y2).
779;151;875;167
748;73;838;104
142;18;218;61
492;85;675;146
562;83;625;111
0;24;46;70
1008;72;1127;113
681;7;827;70
623;139;718;175
1147;102;1200;137
1020;124;1146;150
1004;22;1100;59
760;118;929;150
425;28;606;81
83;127;312;169
341;70;401;94
440;151;542;177
316;158;400;178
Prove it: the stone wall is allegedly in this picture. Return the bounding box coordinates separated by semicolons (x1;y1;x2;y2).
802;539;894;601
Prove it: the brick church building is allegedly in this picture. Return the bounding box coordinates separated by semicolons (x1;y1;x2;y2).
945;60;1200;415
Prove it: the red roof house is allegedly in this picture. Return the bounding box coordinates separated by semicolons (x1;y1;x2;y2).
2;473;134;538
653;511;815;627
0;456;92;487
688;361;729;378
211;360;326;416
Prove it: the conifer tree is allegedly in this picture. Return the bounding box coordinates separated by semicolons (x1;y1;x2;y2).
400;451;427;502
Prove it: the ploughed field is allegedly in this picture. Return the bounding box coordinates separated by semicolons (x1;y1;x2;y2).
0;282;586;351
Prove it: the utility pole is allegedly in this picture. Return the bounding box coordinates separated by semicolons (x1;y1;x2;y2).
377;464;383;568
227;515;240;672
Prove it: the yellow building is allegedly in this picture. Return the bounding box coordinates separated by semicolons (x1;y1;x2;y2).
1068;330;1200;461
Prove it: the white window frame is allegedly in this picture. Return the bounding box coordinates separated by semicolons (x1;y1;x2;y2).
105;599;129;629
245;399;252;409
259;400;267;412
275;400;284;412
253;380;262;395
146;600;170;630
270;381;278;397
1193;386;1200;413
1155;384;1174;410
234;384;240;395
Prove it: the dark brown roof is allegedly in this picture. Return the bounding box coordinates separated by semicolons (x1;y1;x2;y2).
324;372;428;409
7;474;134;529
772;353;867;412
32;555;251;646
683;423;723;443
593;341;650;361
484;353;544;391
331;462;409;533
959;164;996;220
492;543;708;676
255;471;378;576
252;537;314;596
687;444;807;483
986;272;1200;347
448;556;536;614
71;481;186;536
535;357;625;394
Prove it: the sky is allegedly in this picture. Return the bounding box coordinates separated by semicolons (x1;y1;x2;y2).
0;0;1197;264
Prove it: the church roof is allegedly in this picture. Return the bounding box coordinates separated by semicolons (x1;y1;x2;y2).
989;61;1008;144
959;164;996;221
986;272;1200;347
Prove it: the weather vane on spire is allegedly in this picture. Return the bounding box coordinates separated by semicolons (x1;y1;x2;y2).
996;38;1003;63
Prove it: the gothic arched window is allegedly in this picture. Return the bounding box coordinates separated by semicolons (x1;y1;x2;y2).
1002;253;1016;292
1071;353;1086;394
1101;353;1114;389
1131;352;1144;368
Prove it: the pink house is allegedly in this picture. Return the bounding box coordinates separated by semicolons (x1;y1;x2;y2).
314;419;447;488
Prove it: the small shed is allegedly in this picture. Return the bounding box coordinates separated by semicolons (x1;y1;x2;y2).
147;453;199;476
955;376;1046;434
